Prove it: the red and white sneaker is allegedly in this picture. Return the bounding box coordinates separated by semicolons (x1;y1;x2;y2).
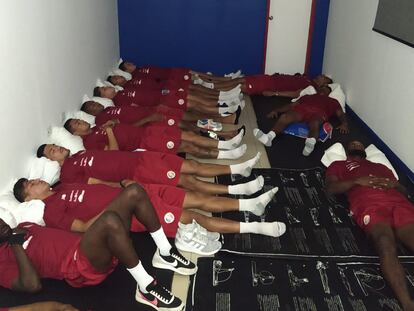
136;281;184;311
197;119;223;131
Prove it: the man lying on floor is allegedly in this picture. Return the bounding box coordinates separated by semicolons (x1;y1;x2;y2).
253;86;349;156
2;184;196;310
93;85;242;118
325;141;414;311
13;179;283;255
63;117;247;160
37;144;262;196
81;100;242;136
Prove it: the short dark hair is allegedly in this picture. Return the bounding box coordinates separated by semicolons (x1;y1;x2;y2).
107;76;114;84
36;144;47;158
13;178;28;203
93;87;101;97
63;119;74;134
326;77;333;84
119;61;126;71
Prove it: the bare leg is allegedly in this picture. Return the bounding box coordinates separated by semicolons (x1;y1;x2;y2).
307;117;323;140
271;110;302;134
178;141;219;158
178;174;229;195
181;130;219;148
181;159;231;176
368;223;414;310
182;191;239;212
180;210;240;233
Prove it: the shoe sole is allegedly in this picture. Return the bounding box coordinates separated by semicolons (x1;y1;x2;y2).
175;239;221;256
136;292;185;311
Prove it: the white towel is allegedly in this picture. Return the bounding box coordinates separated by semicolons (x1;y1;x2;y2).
291;85;317;102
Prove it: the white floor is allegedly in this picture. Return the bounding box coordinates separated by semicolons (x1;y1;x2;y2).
171;96;271;302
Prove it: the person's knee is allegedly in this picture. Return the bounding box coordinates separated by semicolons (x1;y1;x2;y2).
185;159;200;172
180;174;198;189
100;211;124;232
124;184;147;202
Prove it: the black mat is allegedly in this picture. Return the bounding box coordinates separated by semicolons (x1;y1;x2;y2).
0;233;174;311
187;256;414;311
215;168;414;259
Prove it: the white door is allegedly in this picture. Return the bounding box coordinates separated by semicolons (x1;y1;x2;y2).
265;0;313;75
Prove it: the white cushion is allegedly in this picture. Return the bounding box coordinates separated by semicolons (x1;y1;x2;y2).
328;83;346;112
321;143;399;180
365;144;399;180
63;110;96;126
82;94;114;109
321;143;346;167
28;156;61;185
0;194;45;228
96;78;123;92
48;126;85;155
291;85;317;102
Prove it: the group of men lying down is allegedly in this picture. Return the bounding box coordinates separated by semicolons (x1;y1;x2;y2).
1;62;414;311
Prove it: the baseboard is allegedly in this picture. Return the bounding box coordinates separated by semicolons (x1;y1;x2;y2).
346;104;414;183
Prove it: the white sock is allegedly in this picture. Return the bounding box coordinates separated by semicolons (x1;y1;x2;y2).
193;77;203;85
202;81;214;89
217;144;247;159
302;137;317;156
219;84;241;95
229;152;261;177
239;221;286;237
239;187;279;216
217;98;239;107
218;92;241;101
228;175;264;195
253;128;276;147
225;70;242;78
239;99;246;110
127;261;154;293
217;129;244;150
150;227;172;256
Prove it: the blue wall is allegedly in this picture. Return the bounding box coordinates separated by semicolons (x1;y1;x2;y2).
118;0;267;75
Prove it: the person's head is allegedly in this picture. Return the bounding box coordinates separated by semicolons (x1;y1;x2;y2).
81;101;104;116
0;218;12;244
119;61;136;73
107;75;127;86
318;85;332;95
346;140;367;159
313;75;333;87
37;144;70;162
64;118;91;136
13;178;51;203
93;86;116;99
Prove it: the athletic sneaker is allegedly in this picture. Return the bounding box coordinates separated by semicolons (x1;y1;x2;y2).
136;281;184;311
178;220;220;241
175;227;222;256
152;247;197;275
197;119;223;131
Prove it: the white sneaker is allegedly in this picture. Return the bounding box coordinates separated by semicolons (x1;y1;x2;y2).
178;220;220;241
175;228;222;256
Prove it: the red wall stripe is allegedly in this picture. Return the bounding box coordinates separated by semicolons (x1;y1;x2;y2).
305;0;318;74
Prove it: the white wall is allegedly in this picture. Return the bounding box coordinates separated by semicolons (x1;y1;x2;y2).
0;0;119;192
323;0;414;171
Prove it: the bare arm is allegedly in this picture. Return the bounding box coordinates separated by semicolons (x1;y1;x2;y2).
10;244;41;293
133;113;163;127
262;90;301;98
87;177;121;188
104;127;119;151
70;211;105;233
335;109;349;134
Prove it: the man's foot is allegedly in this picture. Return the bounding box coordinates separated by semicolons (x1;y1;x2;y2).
152;248;197;275
253;128;275;147
302;137;316;156
176;224;222;256
136;281;185;311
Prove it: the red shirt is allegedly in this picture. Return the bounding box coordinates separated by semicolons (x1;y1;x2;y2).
326;158;404;213
95;106;155;126
272;74;314;92
113;89;162;107
82;123;145;151
43;184;121;231
0;223;80;289
60;150;141;184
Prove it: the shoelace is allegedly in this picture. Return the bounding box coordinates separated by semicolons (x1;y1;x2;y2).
171;251;190;265
149;287;173;304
